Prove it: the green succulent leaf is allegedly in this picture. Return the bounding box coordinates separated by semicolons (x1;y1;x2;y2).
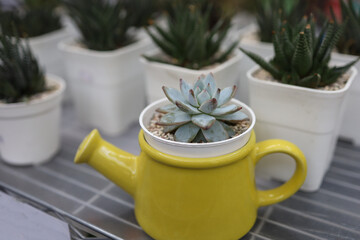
216;111;249;123
180;78;192;99
199;98;218;114
158;111;191;126
211;104;242;116
197;89;211;105
219;121;235;138
201;120;229;142
175;101;201;114
156;104;178;114
174;123;200;143
217;86;236;106
163;86;186;104
191;114;216;130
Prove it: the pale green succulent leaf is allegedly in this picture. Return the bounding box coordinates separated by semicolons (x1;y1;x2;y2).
199;98;218;114
156;104;178;114
202;73;217;96
180;78;192;99
187;89;199;107
158;111;191;126
194;76;205;90
174;123;200;143
175;101;201;114
217;111;249;123
219;121;235;138
201;120;229;142
163;86;186;104
211;104;242;116
191;114;216;130
197;89;211;105
163;125;180;133
217;86;236;106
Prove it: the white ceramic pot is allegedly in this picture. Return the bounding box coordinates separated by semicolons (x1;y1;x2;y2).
332;52;360;145
237;25;273;105
0;75;65;166
247;65;358;192
59;37;153;136
139;98;255;158
27;28;71;82
140;49;243;104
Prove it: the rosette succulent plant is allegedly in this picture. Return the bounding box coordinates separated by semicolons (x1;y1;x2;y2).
156;74;248;143
240;15;359;88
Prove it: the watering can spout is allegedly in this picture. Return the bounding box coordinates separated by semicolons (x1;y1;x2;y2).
74;129;138;197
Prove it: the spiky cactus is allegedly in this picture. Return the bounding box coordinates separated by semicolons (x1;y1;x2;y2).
335;0;360;55
0;35;46;103
63;0;134;51
240;15;359;88
144;3;237;70
156;74;248;143
0;0;62;38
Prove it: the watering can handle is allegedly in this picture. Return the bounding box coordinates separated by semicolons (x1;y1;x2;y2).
254;139;307;207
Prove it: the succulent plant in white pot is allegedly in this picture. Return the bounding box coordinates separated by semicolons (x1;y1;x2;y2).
141;73;254;157
0;0;72;86
141;2;242;104
240;15;359;191
59;0;154;136
0;35;65;165
237;0;308;104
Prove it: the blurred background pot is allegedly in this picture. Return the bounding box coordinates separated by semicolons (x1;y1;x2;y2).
0;75;65;166
248;65;358;192
59;38;152;136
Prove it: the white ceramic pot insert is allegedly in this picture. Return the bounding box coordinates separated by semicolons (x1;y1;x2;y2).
247;65;358;192
0;74;65;166
139;98;255;158
332;52;360;145
140;48;243;104
59;37;153;136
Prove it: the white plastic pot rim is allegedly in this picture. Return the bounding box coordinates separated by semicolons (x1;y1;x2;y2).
27;28;69;45
140;48;243;74
247;65;358;97
139;98;255;157
58;37;151;58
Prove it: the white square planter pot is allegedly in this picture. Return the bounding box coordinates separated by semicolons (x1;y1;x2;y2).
237;25;273;105
0;75;65;166
332;52;360;145
27;28;71;83
59;38;153;136
248;65;357;191
141;49;243;103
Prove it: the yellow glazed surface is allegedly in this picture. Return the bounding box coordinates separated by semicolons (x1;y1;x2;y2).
75;130;307;240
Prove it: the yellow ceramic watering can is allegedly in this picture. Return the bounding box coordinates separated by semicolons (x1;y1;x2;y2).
75;129;306;240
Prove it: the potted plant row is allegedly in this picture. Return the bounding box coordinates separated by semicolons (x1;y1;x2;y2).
241;15;359;191
237;0;308;104
331;0;360;145
141;2;242;103
0;35;65;165
73;73;307;240
59;0;154;136
0;0;71;89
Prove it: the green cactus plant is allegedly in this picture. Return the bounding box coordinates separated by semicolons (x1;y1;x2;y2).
0;35;46;103
335;0;360;55
255;0;308;43
123;0;160;28
143;3;237;70
63;0;135;51
0;0;62;38
156;73;248;143
240;15;359;88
